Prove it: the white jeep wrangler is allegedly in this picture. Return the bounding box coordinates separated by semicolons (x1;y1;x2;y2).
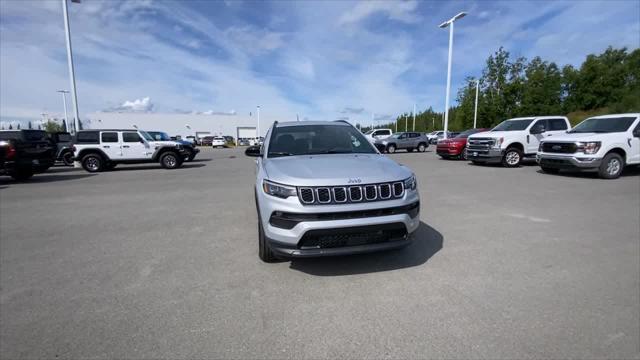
73;129;187;172
466;116;571;167
537;113;640;179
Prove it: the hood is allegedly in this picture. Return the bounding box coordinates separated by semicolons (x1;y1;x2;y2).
468;130;516;138
263;153;413;186
149;140;179;147
439;137;465;144
542;132;625;142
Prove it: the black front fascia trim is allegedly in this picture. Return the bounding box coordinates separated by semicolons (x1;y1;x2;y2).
269;201;419;229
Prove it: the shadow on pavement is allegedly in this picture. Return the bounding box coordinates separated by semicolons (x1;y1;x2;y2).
190;158;212;162
536;165;640;179
111;163;206;171
288;222;443;276
0;173;95;185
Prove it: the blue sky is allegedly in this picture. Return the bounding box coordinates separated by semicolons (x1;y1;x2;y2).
1;0;639;126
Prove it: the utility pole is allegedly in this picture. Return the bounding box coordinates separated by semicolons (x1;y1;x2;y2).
62;0;81;135
473;79;479;129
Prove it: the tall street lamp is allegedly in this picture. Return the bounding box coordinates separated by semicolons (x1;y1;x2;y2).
473;79;479;129
62;0;81;135
439;11;467;140
57;90;70;132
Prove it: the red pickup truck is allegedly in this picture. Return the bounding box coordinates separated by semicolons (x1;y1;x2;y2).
436;128;488;160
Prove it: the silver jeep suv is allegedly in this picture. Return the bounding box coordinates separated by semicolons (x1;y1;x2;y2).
245;120;420;262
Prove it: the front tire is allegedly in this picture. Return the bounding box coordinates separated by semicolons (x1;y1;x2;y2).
81;154;103;172
258;217;277;263
387;144;396;153
459;147;467;160
160;152;183;169
502;148;522;167
417;143;427;152
598;153;624;179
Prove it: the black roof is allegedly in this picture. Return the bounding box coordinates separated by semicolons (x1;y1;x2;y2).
77;129;138;132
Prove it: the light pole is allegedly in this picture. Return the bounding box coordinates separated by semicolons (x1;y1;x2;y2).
439;11;467;139
256;105;260;142
57;90;70;132
413;103;416;131
62;0;81;135
473;79;479;129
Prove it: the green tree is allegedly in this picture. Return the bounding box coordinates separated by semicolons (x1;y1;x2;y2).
43;120;63;133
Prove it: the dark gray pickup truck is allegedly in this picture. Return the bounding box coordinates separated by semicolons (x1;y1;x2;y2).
0;130;56;180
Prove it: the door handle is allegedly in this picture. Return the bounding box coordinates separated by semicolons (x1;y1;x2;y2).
103;145;110;148
122;145;130;148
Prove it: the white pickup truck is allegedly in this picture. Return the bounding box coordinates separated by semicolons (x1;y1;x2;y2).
537;113;640;179
467;116;571;167
363;128;393;143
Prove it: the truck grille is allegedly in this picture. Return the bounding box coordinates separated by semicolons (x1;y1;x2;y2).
541;142;577;154
298;181;404;205
467;137;495;154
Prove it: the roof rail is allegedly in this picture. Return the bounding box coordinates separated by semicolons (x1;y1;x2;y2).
334;119;350;124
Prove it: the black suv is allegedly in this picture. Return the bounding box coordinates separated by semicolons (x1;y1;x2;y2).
48;131;74;166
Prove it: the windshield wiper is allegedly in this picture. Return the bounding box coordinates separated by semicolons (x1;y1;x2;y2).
268;152;293;157
309;148;352;154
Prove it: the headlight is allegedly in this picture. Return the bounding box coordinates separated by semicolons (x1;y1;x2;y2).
262;180;297;198
577;141;601;154
492;137;504;149
403;175;417;191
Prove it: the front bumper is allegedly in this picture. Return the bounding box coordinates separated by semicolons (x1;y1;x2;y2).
258;187;421;256
466;148;503;163
436;146;463;156
536;153;602;170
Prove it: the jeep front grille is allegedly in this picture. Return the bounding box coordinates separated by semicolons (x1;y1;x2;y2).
298;182;405;205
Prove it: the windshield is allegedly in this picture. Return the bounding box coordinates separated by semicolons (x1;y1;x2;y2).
268;124;377;158
454;129;483;139
492;119;534;131
139;131;155;141
147;131;171;141
569;116;637;133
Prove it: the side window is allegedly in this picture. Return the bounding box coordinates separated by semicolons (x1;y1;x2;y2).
548;118;568;131
381;130;391;136
76;131;99;144
410;133;419;138
531;120;546;132
123;132;142;143
101;132;118;143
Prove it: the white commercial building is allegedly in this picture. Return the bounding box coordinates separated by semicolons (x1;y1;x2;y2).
85;112;280;140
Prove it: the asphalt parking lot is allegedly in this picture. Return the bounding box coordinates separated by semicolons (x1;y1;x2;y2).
1;147;639;359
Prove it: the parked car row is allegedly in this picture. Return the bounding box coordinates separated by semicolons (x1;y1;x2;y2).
435;113;640;179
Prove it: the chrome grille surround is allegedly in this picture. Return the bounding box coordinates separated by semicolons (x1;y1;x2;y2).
299;188;315;204
296;181;404;205
316;188;331;203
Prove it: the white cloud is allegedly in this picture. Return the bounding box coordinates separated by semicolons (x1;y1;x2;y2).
339;0;420;25
105;97;154;112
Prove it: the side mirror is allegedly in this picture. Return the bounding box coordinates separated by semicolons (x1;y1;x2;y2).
139;138;145;143
245;145;261;157
633;129;640;138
